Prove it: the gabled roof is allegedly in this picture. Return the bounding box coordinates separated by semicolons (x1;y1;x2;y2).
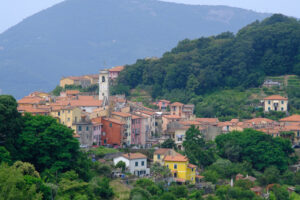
188;163;197;168
163;115;181;119
18;96;43;104
102;117;125;125
65;90;80;95
280;115;300;122
164;154;188;162
170;102;184;106
109;66;124;72
122;153;147;160
244;118;274;124
91;117;102;124
154;148;172;155
196;118;219;123
112;112;132;118
264;95;288;100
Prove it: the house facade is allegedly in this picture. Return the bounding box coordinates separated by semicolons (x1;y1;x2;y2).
112;112;132;146
113;153;150;177
163;153;196;184
153;148;177;166
263;95;288;112
101;118;125;147
73;116;94;148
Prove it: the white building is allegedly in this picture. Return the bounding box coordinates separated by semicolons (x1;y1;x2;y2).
99;69;110;105
113;153;150;177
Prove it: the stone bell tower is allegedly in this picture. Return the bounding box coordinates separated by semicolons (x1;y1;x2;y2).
99;69;109;106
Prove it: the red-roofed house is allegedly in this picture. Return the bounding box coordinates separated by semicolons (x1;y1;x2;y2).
263;95;288;112
109;66;124;80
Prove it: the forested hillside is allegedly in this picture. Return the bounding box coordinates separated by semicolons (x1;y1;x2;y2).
0;0;269;98
116;14;300;104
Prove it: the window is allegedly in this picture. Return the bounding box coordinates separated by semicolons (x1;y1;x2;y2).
166;164;169;168
192;168;194;172
281;107;284;111
86;126;89;131
102;76;105;82
157;154;160;159
281;101;284;104
67;118;70;122
94;127;96;131
268;107;271;111
298;131;300;137
142;161;144;166
109;123;112;127
174;172;177;178
58;112;60;116
174;164;177;169
68;110;70;114
75;117;77;123
268;100;271;104
78;126;82;131
135;162;138;166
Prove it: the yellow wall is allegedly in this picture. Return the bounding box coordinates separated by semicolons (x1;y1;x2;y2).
50;107;82;131
164;160;195;184
60;78;75;88
153;154;166;165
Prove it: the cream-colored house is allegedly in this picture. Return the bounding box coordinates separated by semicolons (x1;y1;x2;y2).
263;95;288;112
50;106;82;130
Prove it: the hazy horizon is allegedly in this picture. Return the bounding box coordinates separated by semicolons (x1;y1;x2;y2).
0;0;299;33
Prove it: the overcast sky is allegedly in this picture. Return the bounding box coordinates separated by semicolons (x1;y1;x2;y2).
0;0;299;33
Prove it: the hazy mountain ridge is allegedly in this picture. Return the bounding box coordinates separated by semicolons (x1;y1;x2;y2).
0;0;269;98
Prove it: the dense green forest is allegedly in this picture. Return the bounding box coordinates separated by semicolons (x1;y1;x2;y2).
115;14;300;119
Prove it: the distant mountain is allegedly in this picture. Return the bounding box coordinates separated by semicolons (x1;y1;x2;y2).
0;0;270;99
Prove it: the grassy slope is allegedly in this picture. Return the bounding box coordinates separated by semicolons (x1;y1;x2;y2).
111;179;131;200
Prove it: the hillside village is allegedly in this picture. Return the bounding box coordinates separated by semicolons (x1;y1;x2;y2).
14;63;300;198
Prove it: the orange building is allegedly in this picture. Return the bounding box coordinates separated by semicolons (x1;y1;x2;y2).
101;117;125;147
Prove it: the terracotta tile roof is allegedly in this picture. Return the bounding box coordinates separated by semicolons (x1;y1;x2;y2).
154;148;172;155
230;119;239;123
18;106;49;114
139;110;155;115
122;153;147;160
102;118;125;125
73;134;80;138
280;115;300;122
91;117;102;124
84;74;99;79
244;118;274;124
112;112;132;118
251;186;262;192
179;121;202;126
164;154;188;162
188;163;197;168
66;90;80;95
132;114;143;119
171;102;184;106
196;118;219;123
18;96;43;104
264;95;288;100
163;115;181;119
109;66;124;72
69;97;102;107
159;100;170;103
174;178;186;183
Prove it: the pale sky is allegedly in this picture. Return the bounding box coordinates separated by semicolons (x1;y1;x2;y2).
0;0;299;33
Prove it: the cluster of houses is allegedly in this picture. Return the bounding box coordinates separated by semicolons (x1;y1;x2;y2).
17;63;300;150
112;148;197;184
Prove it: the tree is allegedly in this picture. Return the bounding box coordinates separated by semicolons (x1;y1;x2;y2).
116;161;126;172
161;138;177;150
16;114;81;175
215;129;295;171
159;192;176;200
0;146;11;164
203;170;219;184
0;163;43;200
150;162;172;180
51;85;63;96
169;185;188;199
0;95;23;158
258;166;280;186
130;187;151;200
183;126;216;167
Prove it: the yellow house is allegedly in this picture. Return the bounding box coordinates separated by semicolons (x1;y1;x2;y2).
153;148;177;166
50;106;82;130
163;153;196;184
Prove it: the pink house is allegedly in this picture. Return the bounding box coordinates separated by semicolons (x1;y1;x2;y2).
91;117;102;146
131;115;143;146
109;66;124;80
